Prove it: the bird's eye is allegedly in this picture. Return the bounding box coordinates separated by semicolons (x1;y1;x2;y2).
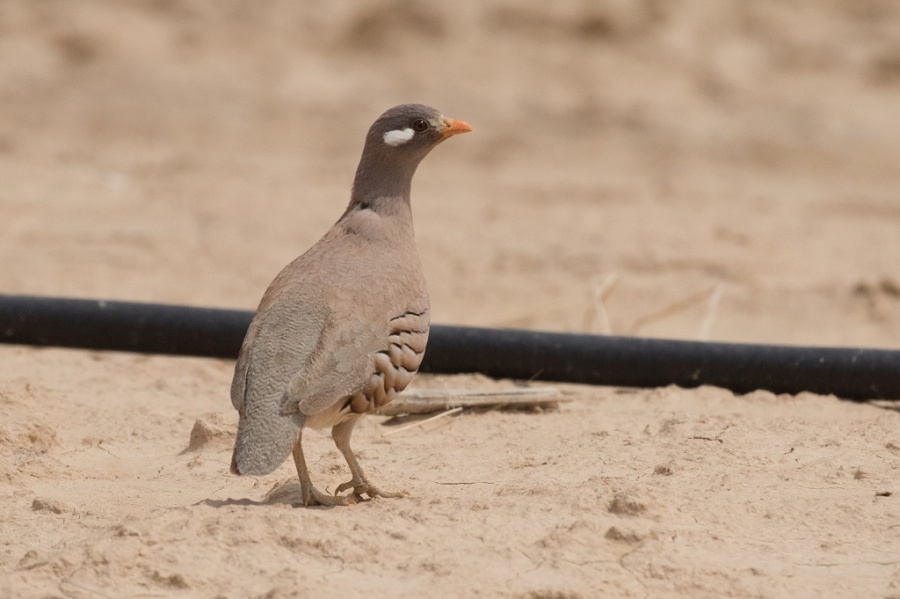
412;119;429;132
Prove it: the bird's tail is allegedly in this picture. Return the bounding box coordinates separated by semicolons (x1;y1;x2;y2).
230;396;302;476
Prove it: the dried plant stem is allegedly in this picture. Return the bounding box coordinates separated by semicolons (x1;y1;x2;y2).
698;284;724;340
627;285;720;336
382;407;463;437
590;273;620;334
375;387;564;417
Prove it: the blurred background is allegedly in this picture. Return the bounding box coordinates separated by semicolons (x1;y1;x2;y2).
1;0;898;347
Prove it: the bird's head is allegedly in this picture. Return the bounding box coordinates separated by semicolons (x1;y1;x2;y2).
366;103;472;158
352;104;472;205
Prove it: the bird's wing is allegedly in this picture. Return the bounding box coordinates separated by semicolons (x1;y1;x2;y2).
232;295;386;419
230;251;331;414
228;284;331;475
287;312;384;416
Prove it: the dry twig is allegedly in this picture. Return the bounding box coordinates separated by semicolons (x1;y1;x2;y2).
381;406;464;437
375;387;565;417
627;284;723;338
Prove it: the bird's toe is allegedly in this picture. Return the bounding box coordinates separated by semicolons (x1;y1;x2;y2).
299;484;356;507
334;475;407;500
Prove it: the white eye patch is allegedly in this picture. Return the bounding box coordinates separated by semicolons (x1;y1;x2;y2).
383;128;415;146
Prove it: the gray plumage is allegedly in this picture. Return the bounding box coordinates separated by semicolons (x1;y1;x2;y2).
229;104;471;506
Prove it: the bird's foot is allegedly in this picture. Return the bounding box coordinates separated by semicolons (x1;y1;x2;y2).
335;477;406;501
299;483;357;507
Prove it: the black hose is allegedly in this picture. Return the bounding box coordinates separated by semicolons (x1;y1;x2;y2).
0;294;897;401
0;295;251;359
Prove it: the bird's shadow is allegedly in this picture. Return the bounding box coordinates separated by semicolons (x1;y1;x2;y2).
198;481;343;510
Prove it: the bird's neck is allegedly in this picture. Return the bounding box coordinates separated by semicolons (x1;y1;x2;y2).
348;150;420;210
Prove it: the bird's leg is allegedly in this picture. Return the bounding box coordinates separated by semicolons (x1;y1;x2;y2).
292;428;355;507
332;417;406;500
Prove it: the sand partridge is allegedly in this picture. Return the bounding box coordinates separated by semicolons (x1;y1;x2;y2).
229;104;471;506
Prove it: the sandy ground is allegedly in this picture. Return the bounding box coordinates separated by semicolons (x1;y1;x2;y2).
2;1;900;597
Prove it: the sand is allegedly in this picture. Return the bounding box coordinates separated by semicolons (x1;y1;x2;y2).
2;1;900;597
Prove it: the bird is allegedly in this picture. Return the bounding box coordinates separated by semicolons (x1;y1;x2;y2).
229;104;472;506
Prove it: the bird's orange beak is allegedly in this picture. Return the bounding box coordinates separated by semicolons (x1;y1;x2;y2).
440;118;473;139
